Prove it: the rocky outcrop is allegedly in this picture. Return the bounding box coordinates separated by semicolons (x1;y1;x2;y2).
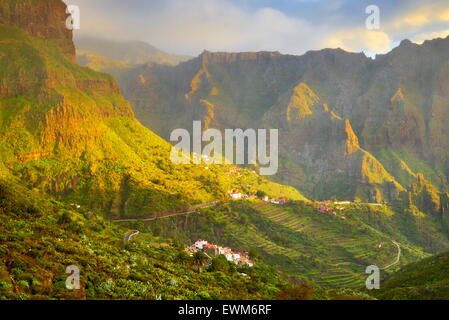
0;0;75;60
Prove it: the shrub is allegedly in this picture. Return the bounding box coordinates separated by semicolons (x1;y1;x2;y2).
197;291;211;300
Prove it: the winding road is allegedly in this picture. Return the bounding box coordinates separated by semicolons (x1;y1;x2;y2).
124;230;139;242
382;241;401;270
112;201;220;222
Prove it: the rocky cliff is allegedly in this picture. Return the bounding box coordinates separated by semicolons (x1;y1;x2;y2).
0;0;75;60
112;38;449;205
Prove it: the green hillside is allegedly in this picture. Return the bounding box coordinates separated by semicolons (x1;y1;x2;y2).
373;251;449;300
2;0;449;301
0;23;305;221
76;50;133;73
121;200;445;290
0;179;300;300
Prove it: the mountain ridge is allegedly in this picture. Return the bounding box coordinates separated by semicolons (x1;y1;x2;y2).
111;34;449;206
75;36;193;67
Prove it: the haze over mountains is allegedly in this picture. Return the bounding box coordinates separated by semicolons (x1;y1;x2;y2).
75;36;193;68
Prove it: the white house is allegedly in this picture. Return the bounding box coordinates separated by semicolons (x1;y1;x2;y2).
230;192;243;200
225;253;234;262
334;201;351;205
194;240;208;250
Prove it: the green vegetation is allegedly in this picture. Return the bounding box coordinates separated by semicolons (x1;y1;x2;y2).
3;0;449;301
0;8;316;300
115;37;449;209
126;200;441;290
76;50;133;73
374;251;449;300
0;24;306;222
0;180;298;300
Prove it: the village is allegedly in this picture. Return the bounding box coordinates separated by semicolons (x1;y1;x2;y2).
315;200;351;220
185;240;254;267
228;189;387;221
228;191;287;205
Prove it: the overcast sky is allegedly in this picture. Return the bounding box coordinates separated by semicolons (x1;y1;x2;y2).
64;0;449;57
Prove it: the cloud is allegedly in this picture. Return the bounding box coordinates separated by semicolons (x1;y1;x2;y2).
412;29;449;44
390;6;436;30
388;2;449;33
149;0;328;54
64;0;449;57
67;0;328;55
323;1;449;55
325;29;392;53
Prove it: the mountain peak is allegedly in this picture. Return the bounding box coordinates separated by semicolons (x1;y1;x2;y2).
286;82;321;120
344;119;360;155
75;36;192;66
399;39;413;46
390;88;405;103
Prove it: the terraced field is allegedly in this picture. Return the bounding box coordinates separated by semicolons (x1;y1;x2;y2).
212;207;303;259
250;201;398;289
145;200;427;290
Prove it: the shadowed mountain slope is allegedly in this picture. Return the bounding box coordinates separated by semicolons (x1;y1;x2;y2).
111;39;449;206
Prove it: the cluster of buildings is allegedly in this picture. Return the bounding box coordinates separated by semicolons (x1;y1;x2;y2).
314;201;348;220
186;240;254;267
228;191;288;206
261;196;287;205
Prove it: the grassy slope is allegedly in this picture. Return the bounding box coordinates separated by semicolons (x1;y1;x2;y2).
76;50;133;73
124;200;443;290
0;179;296;300
374;251;449;300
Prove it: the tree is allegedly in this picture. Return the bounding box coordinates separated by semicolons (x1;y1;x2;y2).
276;283;314;300
175;251;191;266
192;251;208;271
354;197;362;203
256;190;266;198
209;255;230;272
248;249;261;261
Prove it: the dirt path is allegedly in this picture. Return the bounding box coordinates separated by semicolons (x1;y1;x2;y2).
124;230;139;241
382;241;401;270
112;201;220;222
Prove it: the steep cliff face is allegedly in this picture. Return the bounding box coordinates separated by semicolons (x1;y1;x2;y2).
113;38;449;204
261;82;403;201
0;0;75;60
